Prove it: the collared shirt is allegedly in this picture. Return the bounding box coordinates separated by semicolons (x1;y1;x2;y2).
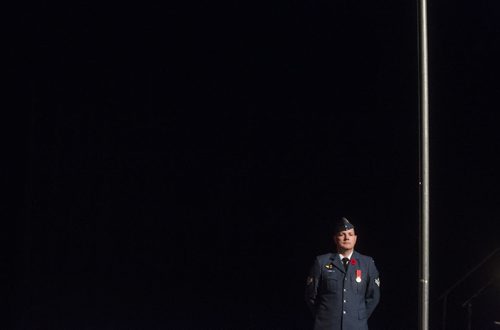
338;251;353;262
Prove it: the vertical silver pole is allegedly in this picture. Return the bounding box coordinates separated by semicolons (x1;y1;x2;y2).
419;0;430;328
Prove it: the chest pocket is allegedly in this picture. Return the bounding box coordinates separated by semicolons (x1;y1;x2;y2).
322;272;339;293
355;275;367;294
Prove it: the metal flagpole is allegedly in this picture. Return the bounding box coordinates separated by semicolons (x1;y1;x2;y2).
418;0;430;328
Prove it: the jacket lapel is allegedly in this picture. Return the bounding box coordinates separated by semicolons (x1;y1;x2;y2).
348;251;360;278
330;253;346;273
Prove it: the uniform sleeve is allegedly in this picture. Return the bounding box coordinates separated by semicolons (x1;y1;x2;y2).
305;257;321;315
365;257;380;318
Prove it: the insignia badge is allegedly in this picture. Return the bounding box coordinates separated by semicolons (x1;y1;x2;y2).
375;277;380;287
306;276;313;285
356;269;362;283
325;263;333;270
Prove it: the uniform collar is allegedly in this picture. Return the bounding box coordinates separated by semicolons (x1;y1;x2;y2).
330;251;358;273
338;251;354;261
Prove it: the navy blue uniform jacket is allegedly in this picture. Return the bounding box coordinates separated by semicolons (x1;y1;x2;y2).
305;251;380;330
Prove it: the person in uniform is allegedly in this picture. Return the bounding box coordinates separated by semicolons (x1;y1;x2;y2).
305;217;380;330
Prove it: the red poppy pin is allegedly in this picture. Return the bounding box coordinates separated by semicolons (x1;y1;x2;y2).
350;258;357;265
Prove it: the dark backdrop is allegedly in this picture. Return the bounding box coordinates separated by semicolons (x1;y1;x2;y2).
8;0;500;329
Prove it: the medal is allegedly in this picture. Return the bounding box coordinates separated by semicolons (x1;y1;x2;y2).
356;269;362;283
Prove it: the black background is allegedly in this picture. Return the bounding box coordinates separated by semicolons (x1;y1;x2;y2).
7;0;500;329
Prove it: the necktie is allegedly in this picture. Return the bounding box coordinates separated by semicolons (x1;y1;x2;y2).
342;257;349;271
